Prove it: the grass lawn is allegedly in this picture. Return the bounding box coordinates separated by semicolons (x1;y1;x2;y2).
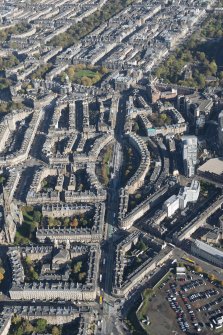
62;64;107;86
137;289;154;321
153;271;172;289
75;69;98;79
100;144;113;186
15;206;41;245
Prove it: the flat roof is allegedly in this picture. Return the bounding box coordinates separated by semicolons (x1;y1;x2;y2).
198;158;223;176
194;239;223;259
164;195;178;205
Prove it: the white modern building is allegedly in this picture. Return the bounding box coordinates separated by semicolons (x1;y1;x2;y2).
164;195;179;217
178;179;200;209
181;135;198;177
163;180;200;216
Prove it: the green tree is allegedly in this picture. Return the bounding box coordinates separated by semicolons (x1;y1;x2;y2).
71;218;78;228
67;66;75;80
133;122;139;132
136;239;147;252
208;273;216;281
0;267;5;275
12;315;22;324
196;51;206;62
91;73;101;84
100;66;109;74
25;256;32;266
135;193;141;199
82;219;88;226
81;76;92;86
31;271;39;281
73;261;82;273
186;36;197;49
194;265;203;273
78;272;86;282
0;175;5;185
23;321;34;334
197;73;206;88
35;319;47;333
48;217;57;227
15;325;24;335
209;60;217;75
219;71;223;80
52;326;60;335
59;72;67;83
76;64;86;70
160;113;168;122
64;217;70;225
33;210;42;223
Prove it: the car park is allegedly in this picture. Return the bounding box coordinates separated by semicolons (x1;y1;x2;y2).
155;266;223;335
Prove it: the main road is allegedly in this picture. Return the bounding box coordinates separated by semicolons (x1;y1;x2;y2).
103;94;127;295
99;94;128;334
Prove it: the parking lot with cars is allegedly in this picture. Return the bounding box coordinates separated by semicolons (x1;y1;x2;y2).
165;270;223;334
145;266;223;335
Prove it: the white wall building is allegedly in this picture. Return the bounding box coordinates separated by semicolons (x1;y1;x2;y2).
179;179;200;209
164;195;179;217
